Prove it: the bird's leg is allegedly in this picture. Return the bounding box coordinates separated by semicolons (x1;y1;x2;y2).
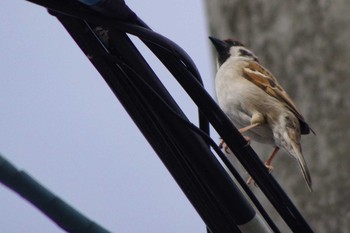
238;122;260;147
246;147;280;186
220;115;263;153
239;122;261;134
264;147;280;172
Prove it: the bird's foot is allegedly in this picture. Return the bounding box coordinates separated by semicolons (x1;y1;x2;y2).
219;136;251;153
219;139;230;153
243;136;252;147
246;176;255;186
264;162;274;173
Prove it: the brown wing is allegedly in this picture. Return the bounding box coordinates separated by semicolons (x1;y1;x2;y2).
242;62;314;135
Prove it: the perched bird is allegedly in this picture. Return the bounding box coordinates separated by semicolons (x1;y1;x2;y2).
209;36;314;191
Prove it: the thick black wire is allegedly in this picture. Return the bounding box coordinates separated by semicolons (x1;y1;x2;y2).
49;5;285;231
24;1;313;232
57;15;244;232
95;48;279;233
29;0;202;83
107;23;313;233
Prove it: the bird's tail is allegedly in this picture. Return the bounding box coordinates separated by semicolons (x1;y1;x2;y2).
290;142;313;192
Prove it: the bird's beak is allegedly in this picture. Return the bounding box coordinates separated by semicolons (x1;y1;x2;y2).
209;36;227;53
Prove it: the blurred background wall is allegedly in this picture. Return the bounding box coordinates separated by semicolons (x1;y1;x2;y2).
205;1;350;232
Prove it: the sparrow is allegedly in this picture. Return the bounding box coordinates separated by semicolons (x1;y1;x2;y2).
209;36;314;191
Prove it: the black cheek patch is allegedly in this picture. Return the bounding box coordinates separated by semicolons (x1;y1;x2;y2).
218;52;230;67
239;49;252;57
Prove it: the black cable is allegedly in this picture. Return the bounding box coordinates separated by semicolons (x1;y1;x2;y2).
97;49;280;233
109;23;313;233
48;3;306;231
54;14;252;232
21;1;314;232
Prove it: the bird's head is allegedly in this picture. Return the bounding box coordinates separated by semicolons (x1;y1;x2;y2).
209;36;259;67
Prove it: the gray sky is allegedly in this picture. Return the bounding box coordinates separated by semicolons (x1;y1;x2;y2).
0;1;216;232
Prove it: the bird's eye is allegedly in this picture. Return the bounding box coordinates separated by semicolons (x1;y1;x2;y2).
232;41;241;46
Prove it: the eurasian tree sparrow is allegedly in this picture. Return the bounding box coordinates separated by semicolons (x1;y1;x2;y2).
209;36;314;191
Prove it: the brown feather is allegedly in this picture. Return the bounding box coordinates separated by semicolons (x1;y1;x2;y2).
242;62;314;135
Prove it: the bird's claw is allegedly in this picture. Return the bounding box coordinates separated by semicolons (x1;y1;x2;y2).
219;139;231;153
264;163;274;173
218;139;224;149
219;136;251;153
243;136;252;147
246;176;258;187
